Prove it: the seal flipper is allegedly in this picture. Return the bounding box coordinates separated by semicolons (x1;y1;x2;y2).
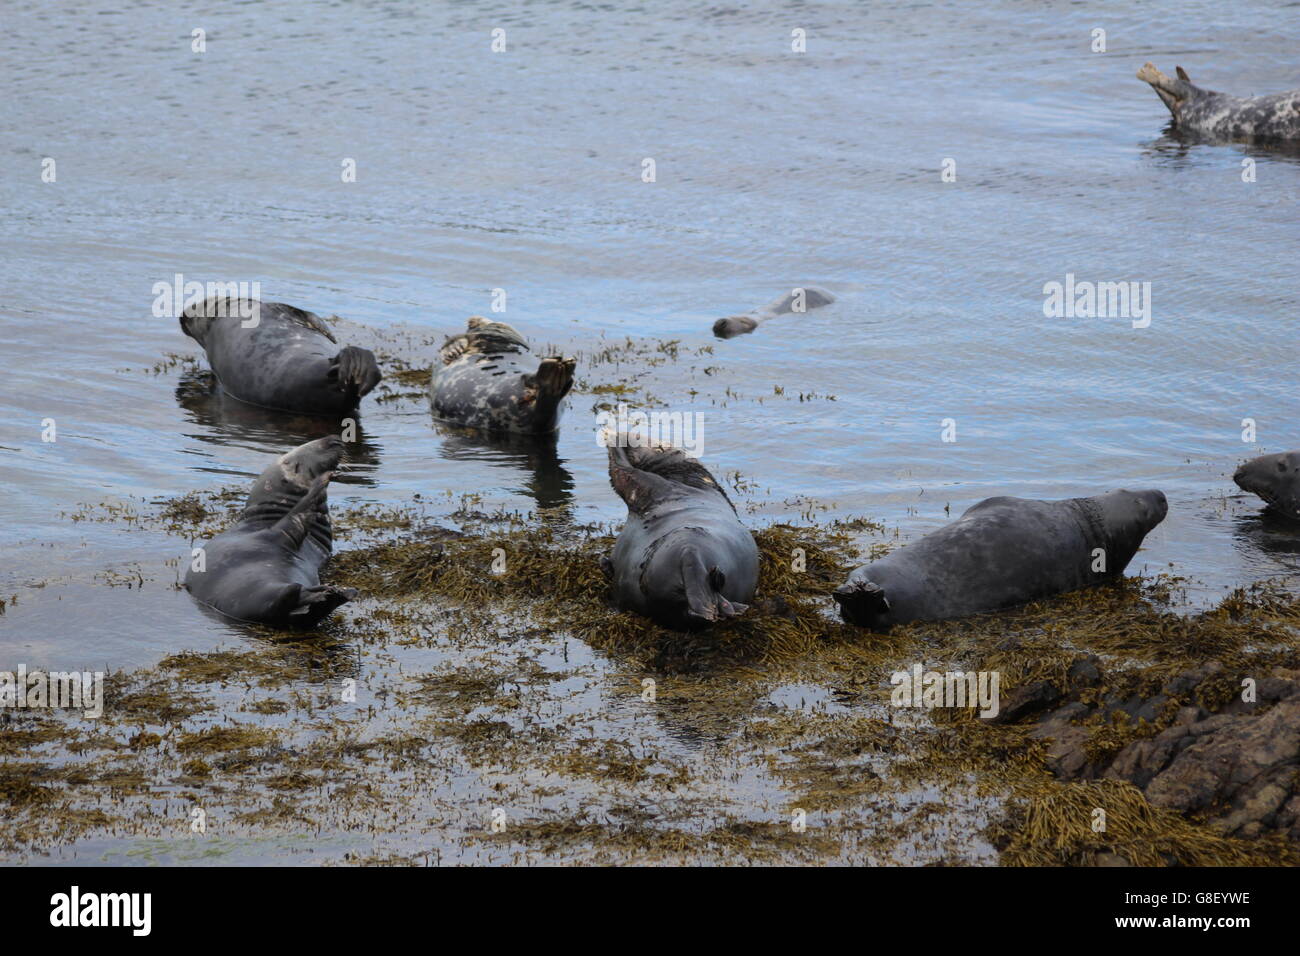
832;579;891;628
328;346;382;400
271;472;333;550
533;355;576;403
682;552;748;624
607;444;678;515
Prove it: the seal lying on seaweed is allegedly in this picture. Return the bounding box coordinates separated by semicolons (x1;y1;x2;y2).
603;439;759;630
834;489;1168;631
429;317;576;434
185;435;356;627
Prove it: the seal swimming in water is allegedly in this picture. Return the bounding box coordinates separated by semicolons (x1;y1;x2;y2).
713;286;835;338
1234;451;1300;519
185;435;356;627
429;317;576;434
1137;63;1300;142
833;489;1168;631
180;296;382;415
603;439;759;630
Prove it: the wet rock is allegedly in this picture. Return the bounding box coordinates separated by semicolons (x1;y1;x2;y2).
988;679;1061;724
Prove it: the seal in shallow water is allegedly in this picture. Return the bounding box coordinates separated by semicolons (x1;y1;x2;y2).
604;440;759;630
180;297;381;415
713;286;835;338
1137;63;1300;142
1234;451;1300;519
833;489;1168;631
184;435;356;627
429;317;576;434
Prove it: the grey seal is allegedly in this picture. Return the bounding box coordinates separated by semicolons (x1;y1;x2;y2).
603;440;759;630
1138;63;1300;142
180;296;381;415
833;489;1168;631
1234;451;1300;519
184;435;356;627
713;286;835;338
429;317;576;434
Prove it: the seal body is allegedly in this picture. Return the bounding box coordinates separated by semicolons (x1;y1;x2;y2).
184;436;356;627
713;286;835;338
180;297;381;415
605;442;759;630
1234;451;1300;519
429;317;575;434
1138;63;1300;142
834;490;1168;631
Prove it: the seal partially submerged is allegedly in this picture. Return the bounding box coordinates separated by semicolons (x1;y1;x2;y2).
604;440;759;630
713;286;835;338
1234;451;1300;519
429;317;576;434
834;489;1168;631
180;297;382;415
1137;63;1300;142
185;435;356;627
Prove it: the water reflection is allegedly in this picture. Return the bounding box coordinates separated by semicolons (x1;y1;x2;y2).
175;368;382;486
432;422;576;515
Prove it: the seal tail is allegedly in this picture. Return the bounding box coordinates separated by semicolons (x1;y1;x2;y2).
276;583;358;628
832;578;891;629
534;355;576;404
328;346;382;401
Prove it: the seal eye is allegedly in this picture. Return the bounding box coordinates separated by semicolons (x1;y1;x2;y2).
1279;461;1289;473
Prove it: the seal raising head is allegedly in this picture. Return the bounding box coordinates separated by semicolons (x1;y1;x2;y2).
1137;63;1300;143
184;435;357;627
1234;451;1300;519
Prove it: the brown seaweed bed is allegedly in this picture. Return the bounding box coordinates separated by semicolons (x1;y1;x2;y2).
6;327;1300;866
5;485;1300;866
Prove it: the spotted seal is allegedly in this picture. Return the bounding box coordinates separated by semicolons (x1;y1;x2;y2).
713;286;836;338
429;317;576;434
1138;63;1300;142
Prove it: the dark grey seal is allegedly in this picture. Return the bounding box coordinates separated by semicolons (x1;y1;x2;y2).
184;435;356;627
833;489;1168;631
604;440;759;630
713;286;836;338
1234;451;1300;519
1138;63;1300;142
180;296;381;415
429;317;576;434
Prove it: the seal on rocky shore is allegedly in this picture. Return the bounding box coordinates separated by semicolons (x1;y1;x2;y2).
603;440;759;630
180;297;381;415
833;489;1168;631
1234;451;1300;519
429;317;576;434
712;286;836;338
184;435;356;627
1137;63;1300;142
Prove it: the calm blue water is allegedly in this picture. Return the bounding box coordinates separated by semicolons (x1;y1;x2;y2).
2;0;1299;670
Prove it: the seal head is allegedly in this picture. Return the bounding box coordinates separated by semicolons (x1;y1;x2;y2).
1235;452;1300;519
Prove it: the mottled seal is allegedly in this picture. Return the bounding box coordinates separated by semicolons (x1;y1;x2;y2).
1137;63;1300;142
713;286;835;338
185;435;356;627
604;440;759;630
429;317;576;434
1234;451;1300;519
180;296;381;415
833;489;1168;631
